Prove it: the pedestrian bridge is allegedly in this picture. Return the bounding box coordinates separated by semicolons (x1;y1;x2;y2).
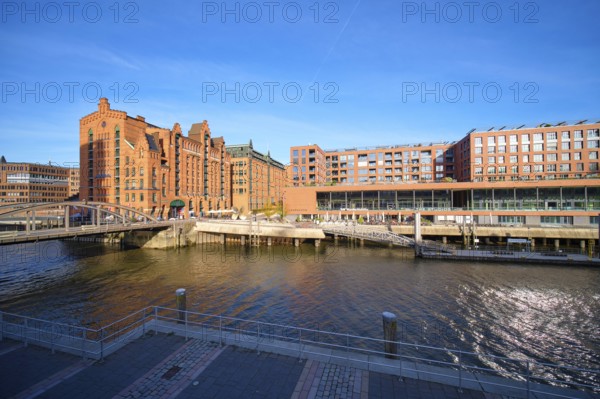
0;201;172;245
321;224;415;247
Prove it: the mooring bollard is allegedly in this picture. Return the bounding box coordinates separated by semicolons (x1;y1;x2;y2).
382;311;397;358
176;288;186;323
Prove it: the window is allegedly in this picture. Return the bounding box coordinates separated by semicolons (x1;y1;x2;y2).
487;166;496;174
574;152;582;160
547;153;557;161
547;143;557;151
498;166;507;174
547;164;556;172
498;146;506;153
487;137;495;145
588;140;600;148
498;156;505;164
560;164;571;172
588;129;600;138
511;165;518;174
510;145;518;153
475;137;483;146
510;155;518;163
574;130;583;139
510;134;518;143
474;167;483;175
533;133;543;141
533;144;544;152
562;142;570;150
574;141;583;149
488;156;496;164
590;163;599;171
547;132;557;140
533;165;544;172
562;131;570;140
541;216;573;225
522;134;530;143
522;155;529;163
523;165;531;173
590;151;598;160
475;147;483;154
499;216;525;224
521;144;530;152
140;167;144;176
533;154;544;162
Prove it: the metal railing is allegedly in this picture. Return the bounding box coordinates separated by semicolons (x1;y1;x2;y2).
322;224;415;247
1;307;598;398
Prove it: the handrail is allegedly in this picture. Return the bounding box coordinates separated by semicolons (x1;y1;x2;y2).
1;306;598;397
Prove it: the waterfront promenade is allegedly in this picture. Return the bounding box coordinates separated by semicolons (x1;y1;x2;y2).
1;333;515;399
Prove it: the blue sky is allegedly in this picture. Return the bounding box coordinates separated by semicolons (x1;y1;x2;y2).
1;0;599;166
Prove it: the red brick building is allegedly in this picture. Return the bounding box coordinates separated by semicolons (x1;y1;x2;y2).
79;98;230;219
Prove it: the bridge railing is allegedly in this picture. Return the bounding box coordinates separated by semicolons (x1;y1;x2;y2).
322;224;415;247
1;307;598;398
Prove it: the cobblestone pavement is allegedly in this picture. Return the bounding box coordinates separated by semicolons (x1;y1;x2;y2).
113;339;223;399
0;334;582;399
292;360;365;399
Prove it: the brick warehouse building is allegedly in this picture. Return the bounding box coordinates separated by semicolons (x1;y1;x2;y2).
226;141;286;213
80;98;230;219
0;156;76;203
286;120;600;227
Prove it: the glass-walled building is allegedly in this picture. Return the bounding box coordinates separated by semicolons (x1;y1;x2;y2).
286;180;600;227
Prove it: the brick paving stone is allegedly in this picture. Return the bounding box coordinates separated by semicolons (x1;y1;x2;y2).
36;333;186;399
112;339;221;399
175;346;305;399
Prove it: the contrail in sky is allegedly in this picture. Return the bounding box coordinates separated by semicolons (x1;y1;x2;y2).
312;0;363;82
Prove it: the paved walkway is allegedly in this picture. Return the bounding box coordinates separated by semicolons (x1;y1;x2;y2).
0;333;582;399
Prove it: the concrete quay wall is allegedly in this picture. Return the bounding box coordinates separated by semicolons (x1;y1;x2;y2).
389;225;598;241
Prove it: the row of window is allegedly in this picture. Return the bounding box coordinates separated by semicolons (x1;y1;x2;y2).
475;152;599;165
475;129;600;146
334;174;448;183
475;163;599;174
475;140;600;154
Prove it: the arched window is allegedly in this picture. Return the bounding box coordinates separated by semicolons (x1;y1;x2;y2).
88;129;93;141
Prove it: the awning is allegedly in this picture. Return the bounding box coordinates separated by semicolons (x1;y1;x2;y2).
170;199;185;207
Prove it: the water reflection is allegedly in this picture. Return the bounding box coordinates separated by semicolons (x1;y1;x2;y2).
0;241;598;382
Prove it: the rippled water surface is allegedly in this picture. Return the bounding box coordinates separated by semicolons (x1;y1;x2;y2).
1;241;599;380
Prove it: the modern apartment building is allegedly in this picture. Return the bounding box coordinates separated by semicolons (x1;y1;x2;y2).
289;142;456;186
0;156;71;203
285;120;600;227
455;120;600;182
227;141;286;212
79;98;231;218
